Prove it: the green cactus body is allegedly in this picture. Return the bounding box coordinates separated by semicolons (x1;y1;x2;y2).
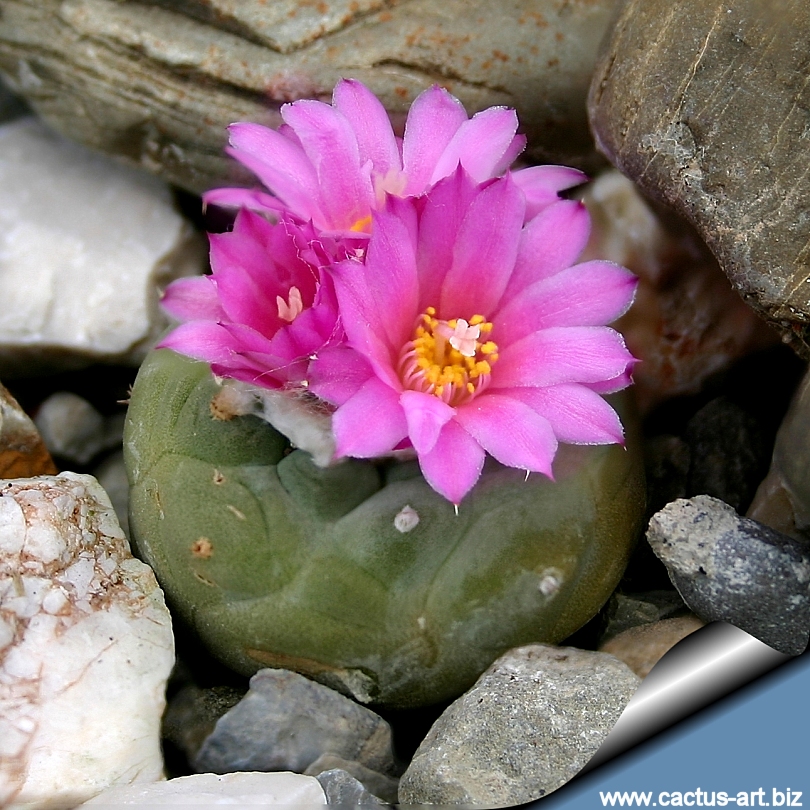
125;349;646;708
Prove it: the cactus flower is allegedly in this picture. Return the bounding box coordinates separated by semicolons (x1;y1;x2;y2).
310;169;639;504
158;209;340;389
204;79;585;236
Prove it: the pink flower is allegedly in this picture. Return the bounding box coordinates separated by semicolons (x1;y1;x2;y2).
204;79;586;236
158;210;341;389
308;170;639;504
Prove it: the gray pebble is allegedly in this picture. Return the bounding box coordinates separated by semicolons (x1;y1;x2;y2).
305;754;399;805
398;644;640;807
194;668;396;776
647;495;810;655
314;769;387;806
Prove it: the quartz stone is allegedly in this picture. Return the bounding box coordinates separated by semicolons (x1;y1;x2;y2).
0;473;175;808
0;118;204;376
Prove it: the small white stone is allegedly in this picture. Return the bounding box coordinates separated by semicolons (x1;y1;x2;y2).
394;505;420;533
0;473;174;808
0;118;205;375
34;392;124;465
79;771;327;806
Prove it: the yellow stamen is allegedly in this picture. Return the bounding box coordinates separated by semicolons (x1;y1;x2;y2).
350;215;373;233
398;307;499;406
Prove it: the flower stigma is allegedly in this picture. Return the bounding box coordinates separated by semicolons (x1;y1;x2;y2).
399;307;499;406
276;286;304;322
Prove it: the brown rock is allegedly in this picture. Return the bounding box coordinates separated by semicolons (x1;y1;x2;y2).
588;0;810;358
599;615;705;678
581;171;778;412
0;0;621;194
0;382;57;478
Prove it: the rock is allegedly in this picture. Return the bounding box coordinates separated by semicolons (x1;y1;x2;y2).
0;117;205;377
588;0;810;358
194;668;396;776
647;495;810;655
0;381;57;479
0;0;622;194
599;615;705;678
580;170;778;412
162;683;245;766
305;755;398;805
79;771;326;806
683;396;768;513
749;367;810;539
125;349;646;709
34;391;125;465
313;768;387;806
601;590;688;643
0;472;175;809
397;644;640;806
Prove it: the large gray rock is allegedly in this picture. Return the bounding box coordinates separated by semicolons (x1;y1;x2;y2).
0;0;621;193
194;668;396;776
588;0;810;358
398;644;640;807
648;495;810;655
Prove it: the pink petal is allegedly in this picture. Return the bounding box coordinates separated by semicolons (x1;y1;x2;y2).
455;393;557;477
157;322;250;367
508;384;626;445
308;345;374;406
439;175;525;318
202;186;287;216
505;200;591;297
494;260;638;345
336;205;419;355
418;420;485;504
227;123;324;223
333;377;408;458
400;390;455;455
209;213;317;339
512;165;589;219
415;168;479;309
430;107;520;184
492;133;527;175
281;100;373;230
330;258;402;392
584;367;637;394
493;326;636;389
160;276;223;322
402;86;469;194
332;79;401;177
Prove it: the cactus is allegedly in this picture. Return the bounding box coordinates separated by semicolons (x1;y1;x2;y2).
125;349;646;708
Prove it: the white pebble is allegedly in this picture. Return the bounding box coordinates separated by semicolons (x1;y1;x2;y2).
0;473;174;808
